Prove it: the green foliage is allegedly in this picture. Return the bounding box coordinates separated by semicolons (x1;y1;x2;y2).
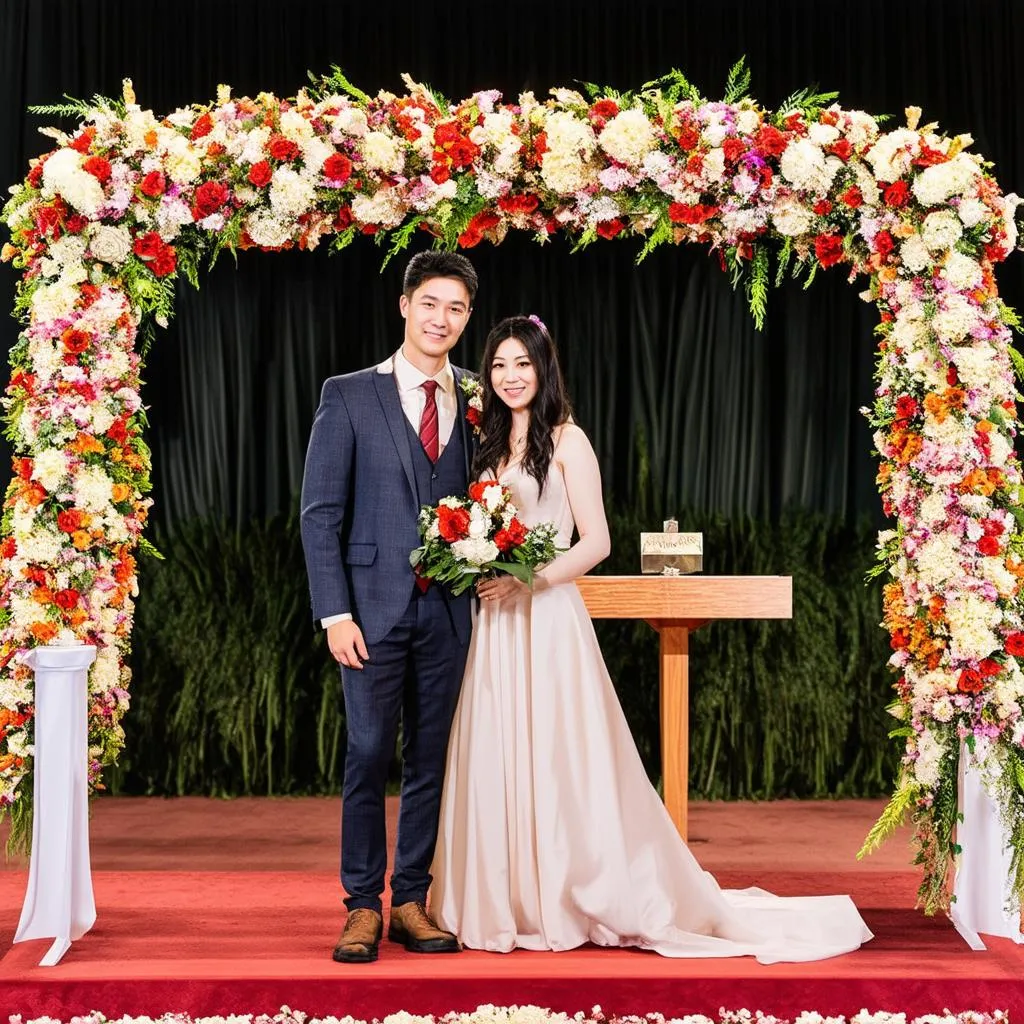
309;66;370;106
115;512;342;796
640;69;704;106
858;778;918;858
722;58;752;104
772;85;841;125
114;500;895;801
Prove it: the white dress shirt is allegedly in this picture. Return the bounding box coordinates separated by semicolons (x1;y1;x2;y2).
322;347;457;630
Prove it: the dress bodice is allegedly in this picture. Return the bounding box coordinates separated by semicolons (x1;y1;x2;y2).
492;460;574;550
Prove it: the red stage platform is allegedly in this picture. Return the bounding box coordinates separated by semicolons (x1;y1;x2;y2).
2;797;1022;1020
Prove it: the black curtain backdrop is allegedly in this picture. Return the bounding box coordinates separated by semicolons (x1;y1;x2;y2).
1;0;1022;527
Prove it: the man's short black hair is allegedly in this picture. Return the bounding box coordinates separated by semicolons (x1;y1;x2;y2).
403;251;478;304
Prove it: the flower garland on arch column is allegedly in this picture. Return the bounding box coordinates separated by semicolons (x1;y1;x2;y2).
0;66;1021;909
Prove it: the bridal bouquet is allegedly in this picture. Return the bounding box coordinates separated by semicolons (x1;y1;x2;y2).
411;482;561;596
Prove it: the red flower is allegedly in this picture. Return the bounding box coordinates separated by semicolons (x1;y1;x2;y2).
829;139;853;161
323;153;352;184
107;418;129;443
468;482;488;503
27;162;45;188
596;218;625;240
268;135;300;162
466;405;482;428
883;181;911;209
814;233;845;268
721;137;746;164
61;328;91;355
590;99;620;121
140;170;166;198
493;529;514;552
57;509;83;533
895;396;918;419
334;206;353;231
65;214;88;234
247;161;272;187
429;162;451;185
497;193;540;215
1006;632;1024;656
150;247;176;277
506;518;528;545
668;202;718;226
753;125;787;157
82;156;112;183
193;181;229;219
13;458;32;481
813;199;833;216
133;232;176;277
458;210;501;249
0;537;15;560
982;518;1005;536
674;124;699;151
946;364;958;386
958;668;985;694
437;505;471;542
978;535;1001;557
979;658;1003;678
54;588;80;611
133;231;163;259
68;128;95;154
840;185;863;209
190;113;214;141
874;230;895;258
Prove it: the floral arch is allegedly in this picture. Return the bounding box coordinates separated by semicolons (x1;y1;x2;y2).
0;63;1021;912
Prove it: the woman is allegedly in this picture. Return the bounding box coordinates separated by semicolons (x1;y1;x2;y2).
430;315;872;961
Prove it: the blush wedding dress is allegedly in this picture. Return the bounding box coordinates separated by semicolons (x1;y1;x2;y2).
431;440;872;962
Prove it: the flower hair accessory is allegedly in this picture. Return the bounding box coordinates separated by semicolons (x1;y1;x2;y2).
528;314;547;332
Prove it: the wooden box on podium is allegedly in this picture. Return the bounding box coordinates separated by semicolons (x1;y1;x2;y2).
574;575;792;840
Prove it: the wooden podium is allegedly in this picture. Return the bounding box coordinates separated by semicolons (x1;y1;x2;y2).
575;575;792;840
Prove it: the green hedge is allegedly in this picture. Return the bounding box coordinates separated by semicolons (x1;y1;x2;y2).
112;506;896;798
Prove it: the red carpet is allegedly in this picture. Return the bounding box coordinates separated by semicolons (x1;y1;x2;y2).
1;797;1022;1019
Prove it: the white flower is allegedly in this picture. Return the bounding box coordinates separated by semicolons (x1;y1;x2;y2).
807;123;840;146
32;449;69;493
333;108;369;137
89;224;133;266
244;210;293;248
933;294;981;344
239;125;271;165
942;251;983;291
41;148;105;217
351;189;405;230
918;492;949;526
481;484;504;513
74;465;115;513
30;279;80;323
913;726;944;788
452;537;499;566
921;210;963;252
779;139;840;193
155;196;194;241
540;112;598;196
1002;193;1021;253
914;534;962;588
735;109;760;135
957;197;988;228
946;591;1002;661
164;135;203;184
899;234;932;274
912;152;981;207
950;343;997;390
980;556;1017;598
362;130;404;174
598;108;658;167
865;128;920;183
771;194;813;236
269;166;315;220
703;147;726;182
468;506;488;540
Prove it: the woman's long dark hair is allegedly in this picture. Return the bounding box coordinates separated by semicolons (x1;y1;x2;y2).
472;315;573;495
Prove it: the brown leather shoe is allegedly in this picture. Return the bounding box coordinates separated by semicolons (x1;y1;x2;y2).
332;908;383;963
388;901;460;953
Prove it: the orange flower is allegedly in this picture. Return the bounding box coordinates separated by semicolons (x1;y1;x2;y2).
928;596;945;622
72;530;91;550
29;622;58;644
31;586;54;605
111;483;131;503
924;392;947;422
72;432;105;456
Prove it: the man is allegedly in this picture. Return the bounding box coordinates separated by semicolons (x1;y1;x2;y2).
300;251;477;963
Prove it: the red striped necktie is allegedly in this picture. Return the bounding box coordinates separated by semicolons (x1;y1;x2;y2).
419;380;440;463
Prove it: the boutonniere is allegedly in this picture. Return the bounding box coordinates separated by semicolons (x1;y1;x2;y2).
459;375;482;434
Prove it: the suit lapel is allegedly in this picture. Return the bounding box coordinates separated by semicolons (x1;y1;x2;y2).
373;370;418;502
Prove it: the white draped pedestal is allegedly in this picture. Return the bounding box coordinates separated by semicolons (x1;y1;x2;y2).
14;643;97;967
951;752;1024;950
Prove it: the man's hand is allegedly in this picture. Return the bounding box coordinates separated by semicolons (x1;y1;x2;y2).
327;620;370;669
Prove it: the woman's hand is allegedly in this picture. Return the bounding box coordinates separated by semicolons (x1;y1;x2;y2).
477;573;530;603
